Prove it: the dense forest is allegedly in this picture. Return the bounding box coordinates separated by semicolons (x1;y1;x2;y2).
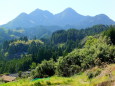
0;25;115;78
0;24;114;77
31;26;115;78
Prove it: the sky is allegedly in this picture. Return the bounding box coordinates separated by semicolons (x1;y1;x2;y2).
0;0;115;25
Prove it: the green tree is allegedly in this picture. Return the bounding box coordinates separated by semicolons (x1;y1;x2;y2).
30;62;36;69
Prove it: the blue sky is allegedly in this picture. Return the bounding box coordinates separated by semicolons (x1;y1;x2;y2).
0;0;115;25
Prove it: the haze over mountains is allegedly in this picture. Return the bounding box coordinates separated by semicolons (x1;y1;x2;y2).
1;8;115;29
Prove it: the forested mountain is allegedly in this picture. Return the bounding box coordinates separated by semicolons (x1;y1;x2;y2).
1;8;115;29
51;25;109;44
0;28;23;43
0;24;109;42
22;25;63;39
0;26;62;42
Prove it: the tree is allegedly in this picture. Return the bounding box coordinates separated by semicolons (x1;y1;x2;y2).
30;62;36;69
56;53;81;77
103;26;115;44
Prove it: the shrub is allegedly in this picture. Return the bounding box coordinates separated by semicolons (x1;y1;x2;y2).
87;72;94;79
56;35;114;77
32;59;55;78
56;54;81;77
87;69;101;79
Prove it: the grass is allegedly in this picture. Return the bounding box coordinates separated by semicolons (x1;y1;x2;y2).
0;64;115;86
0;74;110;86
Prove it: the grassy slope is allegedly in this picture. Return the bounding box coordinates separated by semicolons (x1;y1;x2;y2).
0;64;115;86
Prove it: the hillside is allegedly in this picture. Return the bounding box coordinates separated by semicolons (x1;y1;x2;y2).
0;28;23;43
1;8;115;29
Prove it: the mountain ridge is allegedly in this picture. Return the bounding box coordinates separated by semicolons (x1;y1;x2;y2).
1;8;115;29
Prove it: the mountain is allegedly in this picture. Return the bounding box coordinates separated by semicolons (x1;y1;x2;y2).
23;25;63;39
76;14;115;28
54;8;85;25
1;8;115;29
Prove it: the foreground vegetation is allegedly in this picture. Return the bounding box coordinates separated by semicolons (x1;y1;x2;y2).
1;64;115;86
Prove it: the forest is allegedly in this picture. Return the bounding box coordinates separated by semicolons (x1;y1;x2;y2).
0;25;114;73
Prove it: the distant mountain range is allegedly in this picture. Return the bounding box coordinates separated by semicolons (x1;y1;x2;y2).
1;8;115;29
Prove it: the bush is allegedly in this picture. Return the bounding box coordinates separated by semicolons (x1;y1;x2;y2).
87;72;94;79
56;55;81;77
32;59;55;78
56;35;114;77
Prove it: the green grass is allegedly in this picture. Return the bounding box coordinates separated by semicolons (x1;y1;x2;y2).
0;64;114;86
0;74;110;86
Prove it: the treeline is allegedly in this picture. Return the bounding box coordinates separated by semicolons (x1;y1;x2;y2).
0;55;32;73
51;25;109;44
0;37;64;73
2;37;43;59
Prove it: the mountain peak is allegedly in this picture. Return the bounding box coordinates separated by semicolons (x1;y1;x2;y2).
95;14;108;17
63;8;77;13
55;7;83;20
94;14;111;20
20;12;28;16
30;8;43;14
65;7;74;10
34;8;43;12
59;7;82;17
17;12;28;18
30;8;53;16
